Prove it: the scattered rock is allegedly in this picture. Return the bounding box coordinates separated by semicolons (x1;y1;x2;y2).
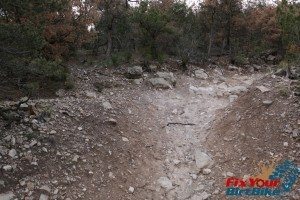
228;85;247;95
267;55;276;62
226;172;235;177
108;172;115;179
126;66;143;79
157;177;173;191
194;69;208;79
128;186;135;194
191;192;211;200
149;78;172;89
85;91;97;98
156;72;176;86
106;118;117;126
72;155;79;162
256;85;270;93
228;65;239;71
263;100;273;106
292;129;299;138
194;150;213;170
202;168;212;175
102;101;113;110
8;149;17;158
40;185;51;193
3;165;12;171
149;65;158;72
133;78;143;85
39;194;49;200
0;191;14;200
229;95;238;103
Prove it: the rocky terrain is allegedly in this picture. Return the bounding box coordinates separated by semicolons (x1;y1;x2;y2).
0;63;299;200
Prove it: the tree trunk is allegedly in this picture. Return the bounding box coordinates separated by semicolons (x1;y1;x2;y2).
106;30;112;56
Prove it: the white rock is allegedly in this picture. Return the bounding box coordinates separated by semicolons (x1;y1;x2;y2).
263;100;273;105
128;186;135;193
39;194;49;200
190;192;211;200
194;69;208;79
0;191;14;200
173;159;181;165
30;140;37;147
226;172;234;177
149;78;172;89
194;150;213;170
256;85;270;93
40;185;51;193
50;130;57;134
283;142;289;147
133;78;143;85
77;126;83;131
72;155;79;162
157;177;173;191
8;149;17;158
3;165;12;171
108;172;115;179
202;168;212;175
102;101;112;110
229;95;238;102
85;91;97;98
122;137;129;142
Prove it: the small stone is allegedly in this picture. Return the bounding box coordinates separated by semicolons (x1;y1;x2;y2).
292;129;299;138
173;159;180;165
3;165;12;171
50;130;57;134
122;137;129;142
263;100;273;106
42;147;48;152
108;172;115;179
226;172;234;177
77;126;83;131
157;177;173;191
256;85;270;93
0;180;5;187
283;142;289;147
8;149;17;158
229;95;238;103
72;155;79;162
40;185;51;193
133;78;143;85
29;140;37;147
53;189;59;195
27;182;35;190
194;150;213;170
128;186;134;193
106;118;117;126
202;168;212;175
102;101;112;110
0;191;14;200
39;194;49;200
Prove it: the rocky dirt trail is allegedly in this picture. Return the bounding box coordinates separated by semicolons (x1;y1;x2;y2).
1;64;299;200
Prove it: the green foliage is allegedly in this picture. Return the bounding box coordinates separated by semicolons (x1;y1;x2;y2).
277;0;300;63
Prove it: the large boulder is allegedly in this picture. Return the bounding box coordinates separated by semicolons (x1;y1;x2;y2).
125;66;143;79
156;72;176;86
149;78;172;89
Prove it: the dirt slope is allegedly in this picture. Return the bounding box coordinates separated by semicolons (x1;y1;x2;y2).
0;65;299;200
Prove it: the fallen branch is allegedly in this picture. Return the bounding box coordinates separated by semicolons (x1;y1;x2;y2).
166;122;196;126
